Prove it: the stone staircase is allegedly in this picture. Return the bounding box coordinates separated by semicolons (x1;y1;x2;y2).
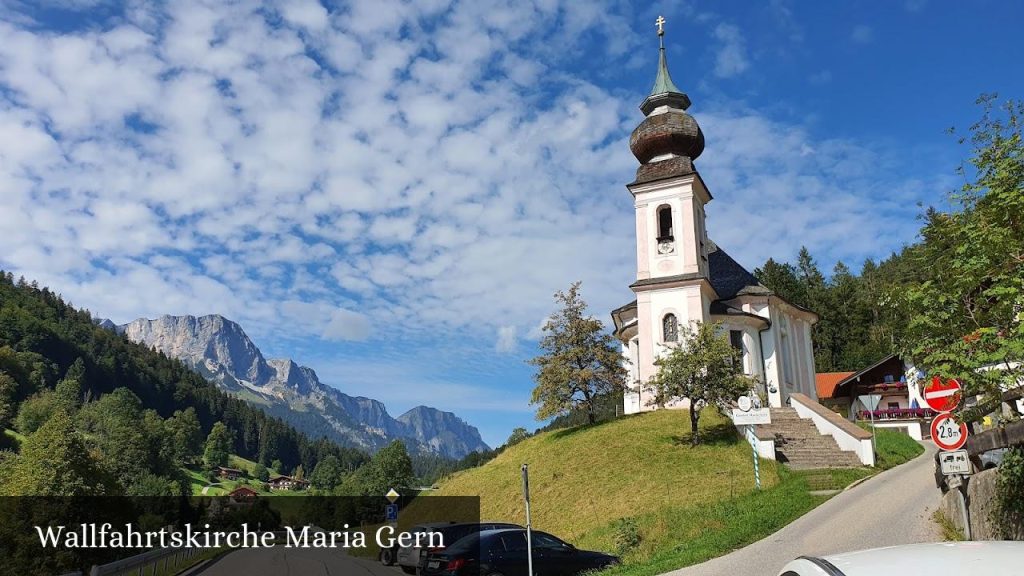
757;407;863;469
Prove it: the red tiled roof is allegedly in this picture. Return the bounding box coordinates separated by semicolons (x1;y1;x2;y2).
816;372;855;399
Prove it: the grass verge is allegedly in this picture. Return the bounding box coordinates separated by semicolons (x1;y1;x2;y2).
932;509;965;541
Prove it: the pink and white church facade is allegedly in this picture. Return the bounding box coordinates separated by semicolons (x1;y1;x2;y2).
611;30;819;414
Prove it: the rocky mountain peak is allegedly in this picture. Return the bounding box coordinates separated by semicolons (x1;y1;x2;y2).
119;314;489;458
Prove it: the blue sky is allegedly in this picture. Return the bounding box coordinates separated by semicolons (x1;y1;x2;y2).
1;0;1022;448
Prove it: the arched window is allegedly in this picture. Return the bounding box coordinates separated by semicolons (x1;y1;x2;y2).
657;205;673;241
662;313;678;342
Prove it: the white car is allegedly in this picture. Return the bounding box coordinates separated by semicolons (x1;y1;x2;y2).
779;542;1024;576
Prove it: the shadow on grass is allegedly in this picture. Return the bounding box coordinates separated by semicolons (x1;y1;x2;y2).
0;431;19;452
669;423;738;447
549;413;644;440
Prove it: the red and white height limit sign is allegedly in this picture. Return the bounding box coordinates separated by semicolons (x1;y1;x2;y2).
925;377;968;451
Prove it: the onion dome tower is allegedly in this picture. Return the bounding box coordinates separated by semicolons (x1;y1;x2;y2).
629;19;704;185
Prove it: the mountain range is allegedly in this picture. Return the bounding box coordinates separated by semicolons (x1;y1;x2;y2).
111;314;489;459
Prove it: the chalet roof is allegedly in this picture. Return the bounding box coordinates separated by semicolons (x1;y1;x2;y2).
816;371;856;399
216;466;244;473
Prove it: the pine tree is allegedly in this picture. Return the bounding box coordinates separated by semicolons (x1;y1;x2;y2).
529;282;627;425
203;422;234;470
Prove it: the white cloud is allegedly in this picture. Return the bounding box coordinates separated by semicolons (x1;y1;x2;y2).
0;0;945;384
495;325;517;353
712;23;749;78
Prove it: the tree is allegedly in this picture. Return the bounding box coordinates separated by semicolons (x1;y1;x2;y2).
529;282;627;425
896;95;1024;421
293;464;305;481
14;390;58;435
340;440;414;496
0;410;110;495
310;455;343;490
54;357;85;410
647;321;753;445
165;408;203;466
203;422;234;470
754;258;805;307
505;427;529;448
253;462;270;482
0;373;15;430
76;388;171;491
271;459;284;474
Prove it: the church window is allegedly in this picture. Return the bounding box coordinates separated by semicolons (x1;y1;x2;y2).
662;314;678;342
729;330;744;352
657;205;673;241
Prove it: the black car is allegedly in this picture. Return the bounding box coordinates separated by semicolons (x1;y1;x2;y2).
421;528;619;576
394;522;523;573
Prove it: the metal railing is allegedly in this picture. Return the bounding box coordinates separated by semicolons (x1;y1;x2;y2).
89;547;203;576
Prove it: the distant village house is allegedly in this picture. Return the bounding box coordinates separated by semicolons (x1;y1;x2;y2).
215;466;245;480
268;475;309;491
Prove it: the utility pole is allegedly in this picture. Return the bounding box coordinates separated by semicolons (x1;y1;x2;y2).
521;464;533;576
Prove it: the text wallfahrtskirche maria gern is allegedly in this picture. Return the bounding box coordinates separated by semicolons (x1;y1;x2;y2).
34;523;443;550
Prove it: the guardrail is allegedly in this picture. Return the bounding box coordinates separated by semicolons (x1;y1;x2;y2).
89;546;204;576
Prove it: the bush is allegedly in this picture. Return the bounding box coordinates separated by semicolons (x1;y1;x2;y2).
992;447;1024;538
613;517;641;555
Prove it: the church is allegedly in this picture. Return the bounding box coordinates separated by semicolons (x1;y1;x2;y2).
611;22;819;414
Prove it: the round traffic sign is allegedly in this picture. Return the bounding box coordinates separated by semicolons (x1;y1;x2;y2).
931;413;968;451
923;376;962;413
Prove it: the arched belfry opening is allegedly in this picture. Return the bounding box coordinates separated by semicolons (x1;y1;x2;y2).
657;205;673;241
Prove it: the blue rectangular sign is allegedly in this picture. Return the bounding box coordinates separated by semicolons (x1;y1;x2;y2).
385;503;399;521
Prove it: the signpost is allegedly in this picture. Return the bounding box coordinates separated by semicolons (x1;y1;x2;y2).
385;503;398;522
858;394;882;459
731;408;771;425
521;464;533;576
734;395;768;490
919;375;971;539
924;377;962;413
931;413;969;451
939;449;971;476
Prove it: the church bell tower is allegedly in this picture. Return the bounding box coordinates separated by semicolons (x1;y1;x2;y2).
627;17;715;392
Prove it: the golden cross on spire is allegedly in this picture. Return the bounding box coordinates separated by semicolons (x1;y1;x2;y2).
655;15;666;36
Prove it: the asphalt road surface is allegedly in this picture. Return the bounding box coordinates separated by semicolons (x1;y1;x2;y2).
190;546;398;576
667;442;942;576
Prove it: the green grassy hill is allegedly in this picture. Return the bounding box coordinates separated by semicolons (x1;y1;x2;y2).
437;409;776;545
433;409;898;576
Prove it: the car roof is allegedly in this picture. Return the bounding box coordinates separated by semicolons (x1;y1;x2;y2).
819;542;1024;575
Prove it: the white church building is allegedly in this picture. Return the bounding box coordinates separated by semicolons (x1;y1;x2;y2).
612;29;819;415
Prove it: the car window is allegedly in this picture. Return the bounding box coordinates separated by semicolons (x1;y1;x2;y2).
500;533;528;552
531;533;566;549
445;534;481;554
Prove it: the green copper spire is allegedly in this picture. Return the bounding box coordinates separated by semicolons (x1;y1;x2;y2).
640;16;691;115
650;47;683;97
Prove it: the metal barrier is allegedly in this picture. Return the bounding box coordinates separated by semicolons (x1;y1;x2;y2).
89;547;202;576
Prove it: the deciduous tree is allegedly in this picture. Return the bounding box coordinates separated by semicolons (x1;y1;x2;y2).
529;282;626;425
897;95;1024;420
647;321;753;445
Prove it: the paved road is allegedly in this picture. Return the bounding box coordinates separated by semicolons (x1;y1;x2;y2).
190;546;398;576
667;442;942;576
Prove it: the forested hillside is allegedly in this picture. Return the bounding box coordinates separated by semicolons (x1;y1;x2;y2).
0;272;368;495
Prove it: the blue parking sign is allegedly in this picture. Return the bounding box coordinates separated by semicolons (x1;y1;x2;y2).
385;503;398;521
